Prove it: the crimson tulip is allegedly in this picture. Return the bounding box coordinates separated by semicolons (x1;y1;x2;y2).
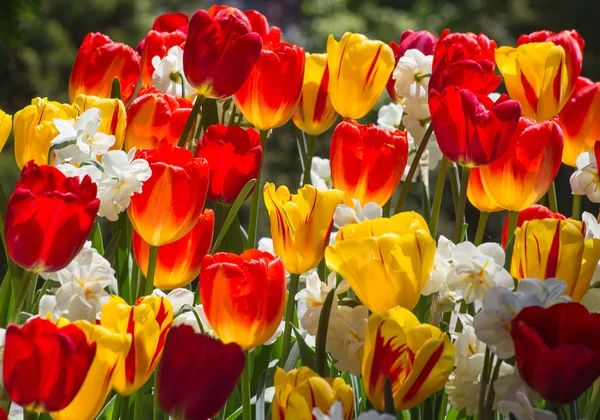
3;318;96;412
512;303;600;404
208;5;281;44
5;162;99;272
330;119;408;206
140;30;187;86
196;124;262;203
429;29;500;95
183;9;262;99
387;30;438;102
69;32;140;105
157;325;245;420
429;86;521;167
235;41;305;130
137;12;189;54
501;204;565;248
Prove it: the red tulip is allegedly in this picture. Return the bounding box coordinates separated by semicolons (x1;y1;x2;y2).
511;303;600;404
124;86;192;150
208;5;281;44
183;9;262;99
69;32;140;105
137;13;189;55
5;162;99;272
140;30;187;86
501;204;565;248
387;30;438;102
3;318;96;412
235;41;305;130
196;124;262;203
330;119;409;206
157;325;245;420
429;29;500;95
429;86;521;167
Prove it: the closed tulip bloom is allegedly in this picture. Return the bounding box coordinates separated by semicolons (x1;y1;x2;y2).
511;219;600;302
200;250;286;350
363;307;454;410
429;87;521;167
124;86;192;150
196;124;262;203
429;29;500;95
128;144;209;246
512;303;600;404
325;212;436;313
0;109;11;153
5;162;99;272
72;94;126;151
133;209;214;289
264;183;344;274
496;42;574;121
208;5;282;44
558;77;600;166
386;30;438;102
466;168;502;213
140;30;187;85
330;120;409;206
13;97;75;168
292;53;338;135
100;295;173;395
327;32;395;119
157;325;245;420
51;321;131;420
272;367;354;420
69;32;140;105
3;317;96;412
235;42;305;130
183;10;262;99
478;117;564;211
500;204;565;248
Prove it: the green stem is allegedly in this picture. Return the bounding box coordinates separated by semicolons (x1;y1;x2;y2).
228;103;238;126
153;373;160;420
430;157;448;238
133;388;144;420
478;347;492;420
437;390;448;420
144;245;159;296
247;129;269;249
394;124;434;214
241;351;251;420
23;410;38;420
572;194;582;220
131;260;139;304
452;167;471;243
505;210;519;272
9;270;37;324
111;394;123;420
0;270;12;327
281;273;300;366
302;135;317;186
474;212;489;246
177;94;204;148
120;395;130;420
483;358;503;415
421;176;431;224
548;182;558;213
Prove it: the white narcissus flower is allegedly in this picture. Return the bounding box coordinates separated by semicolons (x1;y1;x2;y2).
582;211;600;285
313;401;394;420
570;151;600;202
422;236;458;312
446;241;514;303
377;102;404;131
51;108;116;164
56;162;102;184
392;49;433;103
452;314;485;364
301;156;332;190
152;46;193;98
295;271;349;335
498;387;557;420
171;303;212;334
326;305;368;376
333;198;382;228
153;288;194;314
97;148;152;222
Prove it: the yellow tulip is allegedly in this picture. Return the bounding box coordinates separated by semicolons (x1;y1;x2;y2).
292;53;338;135
51;320;131;420
325;212;436;312
264;183;344;274
100;295;173;395
496;42;571;121
362;306;454;410
0;109;12;153
272;367;354;420
72;94;126;151
327;32;395;119
511;218;600;302
13;97;75;168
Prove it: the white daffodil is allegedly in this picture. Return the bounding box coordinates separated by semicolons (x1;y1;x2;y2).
377;102;404;131
452;314;485;364
301;156;332;190
171;303;212;334
498;387;557;420
295;271;349;335
39;241;115;322
446;242;514;304
422;235;455;295
51;108;115;164
494;369;541;410
56;162;103;184
152;46;193;98
333;198;382;228
581;211;600;285
402;99;432;142
97;148;152;221
314;401;394;420
515;278;571;307
153;288;194;314
326;305;368;376
392;49;433;103
570;151;600;202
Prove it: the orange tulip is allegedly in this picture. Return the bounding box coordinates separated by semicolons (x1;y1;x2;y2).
466;167;502;213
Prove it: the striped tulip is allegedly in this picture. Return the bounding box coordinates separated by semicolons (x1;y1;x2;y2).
466;168;502;213
500;204;565;248
72;94;126;151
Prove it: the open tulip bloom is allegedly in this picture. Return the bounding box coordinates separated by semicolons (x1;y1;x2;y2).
3;7;600;420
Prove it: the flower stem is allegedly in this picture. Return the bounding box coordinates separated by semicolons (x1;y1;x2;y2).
585;380;600;420
9;270;37;324
281;273;300;366
430;157;448;238
483;357;503;415
474;212;489;246
144;245;159;297
153;373;160;420
302;134;317;186
394;124;434;214
478;347;492;420
178;94;204;148
452;167;471;243
241;351;251;420
133;388;144;420
548;181;558;213
247;129;269;249
572;194;582;220
504;210;519;271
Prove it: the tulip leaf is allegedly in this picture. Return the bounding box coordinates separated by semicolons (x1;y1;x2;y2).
90;220;103;254
292;325;316;371
102;230;121;266
211;178;257;253
283;340;301;372
110;77;121;100
384;376;395;415
315;288;335;377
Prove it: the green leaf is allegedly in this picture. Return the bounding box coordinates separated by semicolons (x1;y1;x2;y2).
283;341;301;372
255;370;267;420
315;288;335;376
292;326;316;371
111;77;121;100
90;220;103;254
102;230;121;266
